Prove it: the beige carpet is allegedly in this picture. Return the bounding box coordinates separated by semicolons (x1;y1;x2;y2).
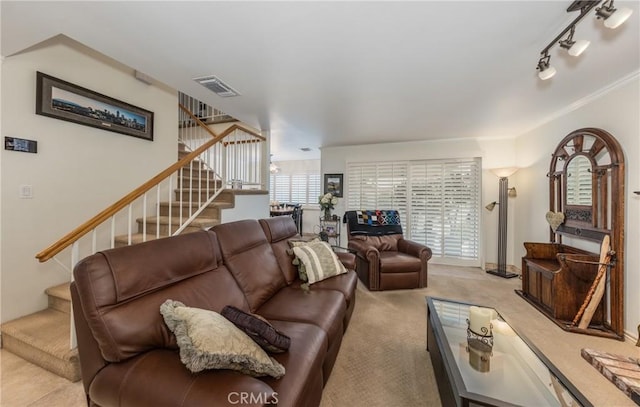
320;264;640;407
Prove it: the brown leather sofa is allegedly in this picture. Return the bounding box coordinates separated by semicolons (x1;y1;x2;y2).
71;217;357;407
344;210;432;291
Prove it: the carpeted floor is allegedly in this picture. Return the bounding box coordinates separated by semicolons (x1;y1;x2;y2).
2;264;638;406
320;264;640;407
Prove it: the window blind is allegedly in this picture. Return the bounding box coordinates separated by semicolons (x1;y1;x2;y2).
270;173;320;205
347;158;481;265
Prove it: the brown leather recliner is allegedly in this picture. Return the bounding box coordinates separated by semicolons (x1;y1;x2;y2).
344;210;432;291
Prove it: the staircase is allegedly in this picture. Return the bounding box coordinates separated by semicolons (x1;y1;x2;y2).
112;142;235;246
0;284;80;381
1;144;241;382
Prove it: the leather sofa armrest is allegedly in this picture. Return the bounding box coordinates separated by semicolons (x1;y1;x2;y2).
398;239;432;262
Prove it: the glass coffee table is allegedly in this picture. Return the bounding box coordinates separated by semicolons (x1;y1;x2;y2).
426;297;592;407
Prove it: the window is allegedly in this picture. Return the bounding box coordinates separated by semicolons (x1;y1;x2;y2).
270;173;320;204
347;158;481;265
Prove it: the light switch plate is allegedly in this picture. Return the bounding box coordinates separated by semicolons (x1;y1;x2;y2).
19;185;33;199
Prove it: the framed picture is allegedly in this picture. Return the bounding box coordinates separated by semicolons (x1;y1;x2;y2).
324;173;343;197
35;72;154;141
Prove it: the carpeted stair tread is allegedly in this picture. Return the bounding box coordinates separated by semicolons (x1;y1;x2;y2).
45;283;71;314
45;283;71;302
137;216;220;227
1;308;80;381
159;201;233;209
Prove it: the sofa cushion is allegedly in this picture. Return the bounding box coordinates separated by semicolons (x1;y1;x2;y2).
292;241;347;284
379;251;422;273
221;305;291;353
259;217;302;284
88;320;327;407
213;220;287;312
88;349;278;407
261;320;328;407
73;230;251;362
257;287;345;349
259;216;299;243
160;300;285;378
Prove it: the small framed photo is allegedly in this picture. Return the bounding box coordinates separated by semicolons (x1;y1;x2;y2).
324;173;343;197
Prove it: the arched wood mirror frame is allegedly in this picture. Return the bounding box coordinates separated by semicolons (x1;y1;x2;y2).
549;127;625;338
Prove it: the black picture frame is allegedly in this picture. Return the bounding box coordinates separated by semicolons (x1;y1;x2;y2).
324;173;343;197
35;72;154;141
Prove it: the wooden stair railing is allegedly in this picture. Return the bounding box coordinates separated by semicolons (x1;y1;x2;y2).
36;106;265;264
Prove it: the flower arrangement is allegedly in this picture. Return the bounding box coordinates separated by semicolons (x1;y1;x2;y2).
319;192;338;219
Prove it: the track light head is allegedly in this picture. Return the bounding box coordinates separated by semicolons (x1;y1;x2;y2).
558;26;590;57
485;202;497;211
596;0;633;29
537;54;556;80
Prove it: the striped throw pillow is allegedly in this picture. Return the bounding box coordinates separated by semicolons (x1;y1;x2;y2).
292;241;347;284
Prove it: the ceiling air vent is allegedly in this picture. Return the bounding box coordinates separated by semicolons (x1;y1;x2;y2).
193;75;240;98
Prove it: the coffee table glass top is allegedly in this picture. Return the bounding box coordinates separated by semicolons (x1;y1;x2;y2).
427;297;590;406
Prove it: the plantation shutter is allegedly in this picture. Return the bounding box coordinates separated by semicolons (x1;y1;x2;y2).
291;175;307;203
273;174;290;203
271;173;321;204
308;174;321;204
347;158;480;265
346;162;408;227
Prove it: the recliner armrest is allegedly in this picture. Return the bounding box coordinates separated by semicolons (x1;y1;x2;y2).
347;240;369;256
398;239;432;262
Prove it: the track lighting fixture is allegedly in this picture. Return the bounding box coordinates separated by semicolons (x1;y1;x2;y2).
596;0;633;29
536;0;633;80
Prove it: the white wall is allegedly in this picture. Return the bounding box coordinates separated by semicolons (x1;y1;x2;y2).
0;37;178;322
513;74;640;338
220;194;270;223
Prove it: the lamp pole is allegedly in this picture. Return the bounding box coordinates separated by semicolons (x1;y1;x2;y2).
487;176;518;278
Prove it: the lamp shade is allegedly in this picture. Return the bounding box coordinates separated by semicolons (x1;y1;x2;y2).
568;39;590;57
490;167;519;178
604;7;633;29
538;65;556;80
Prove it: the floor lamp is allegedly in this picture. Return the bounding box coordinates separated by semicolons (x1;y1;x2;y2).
486;167;518;279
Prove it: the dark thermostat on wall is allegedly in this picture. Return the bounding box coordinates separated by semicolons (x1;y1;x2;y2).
5;137;37;153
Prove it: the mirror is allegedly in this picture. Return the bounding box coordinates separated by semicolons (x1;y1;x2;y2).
565;155;593;206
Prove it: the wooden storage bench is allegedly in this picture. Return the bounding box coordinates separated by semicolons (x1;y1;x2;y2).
519;242;603;324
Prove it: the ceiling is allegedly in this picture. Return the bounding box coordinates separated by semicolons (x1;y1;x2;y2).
2;1;639;160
